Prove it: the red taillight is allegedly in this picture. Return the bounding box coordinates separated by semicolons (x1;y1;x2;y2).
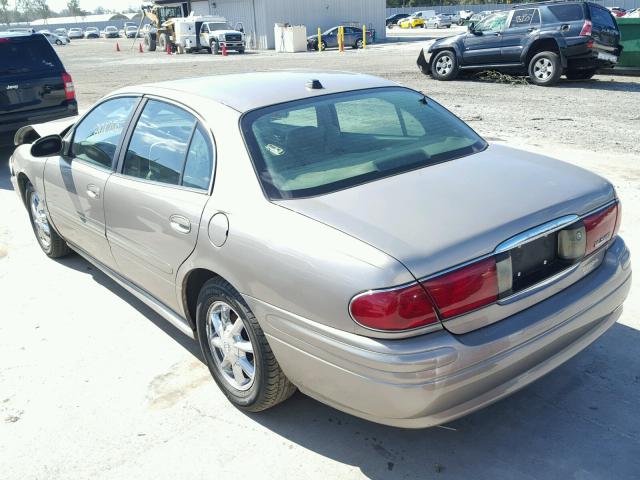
583;202;618;255
62;72;75;101
579;20;592;36
350;283;438;331
422;257;498;319
613;201;622;238
0;38;11;43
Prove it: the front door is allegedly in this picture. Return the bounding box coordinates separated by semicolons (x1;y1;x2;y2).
104;98;214;310
44;96;139;269
501;8;540;63
462;11;510;65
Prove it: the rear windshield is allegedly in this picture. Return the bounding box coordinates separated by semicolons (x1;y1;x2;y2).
548;3;585;21
241;87;486;199
0;35;61;74
589;5;616;28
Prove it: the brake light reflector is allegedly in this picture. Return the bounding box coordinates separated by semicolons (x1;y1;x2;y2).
350;283;438;331
580;20;592;36
583;202;618;255
422;257;498;319
62;72;75;101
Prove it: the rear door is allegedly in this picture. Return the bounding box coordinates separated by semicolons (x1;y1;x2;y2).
501;8;541;63
0;35;66;115
588;4;621;50
104;98;214;310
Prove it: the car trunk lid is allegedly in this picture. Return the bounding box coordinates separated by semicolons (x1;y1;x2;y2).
277;144;616;330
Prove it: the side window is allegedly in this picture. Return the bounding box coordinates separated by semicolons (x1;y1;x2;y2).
201;24;208;33
182;125;214;190
548;4;584;22
510;9;538;28
475;12;509;33
401;110;426;137
272;106;317;127
71;97;137;169
335;97;402;136
123;100;196;186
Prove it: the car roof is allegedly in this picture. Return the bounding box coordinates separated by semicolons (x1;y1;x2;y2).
0;31;34;38
117;71;398;113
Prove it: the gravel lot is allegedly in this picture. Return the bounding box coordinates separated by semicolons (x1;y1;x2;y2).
1;38;639;480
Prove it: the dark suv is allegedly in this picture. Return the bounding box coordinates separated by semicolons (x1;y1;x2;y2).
417;1;622;86
0;32;77;142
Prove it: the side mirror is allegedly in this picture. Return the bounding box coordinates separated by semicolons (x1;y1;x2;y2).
468;22;475;32
30;134;63;158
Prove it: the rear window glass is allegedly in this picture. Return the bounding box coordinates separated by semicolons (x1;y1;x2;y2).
548;4;585;21
241;88;486;199
0;35;61;74
589;6;616;28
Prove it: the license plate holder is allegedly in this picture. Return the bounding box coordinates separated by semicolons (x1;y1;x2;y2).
597;51;618;63
509;233;570;293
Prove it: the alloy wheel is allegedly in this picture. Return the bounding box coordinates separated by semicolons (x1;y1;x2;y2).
436;55;453;76
30;191;51;251
206;301;255;391
533;58;553;81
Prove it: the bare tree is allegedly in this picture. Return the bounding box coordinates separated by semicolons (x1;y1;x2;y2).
0;0;10;25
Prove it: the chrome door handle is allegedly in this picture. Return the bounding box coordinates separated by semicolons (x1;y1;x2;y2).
86;184;100;199
169;214;191;234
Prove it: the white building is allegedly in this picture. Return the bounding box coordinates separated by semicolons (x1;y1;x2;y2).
187;0;386;49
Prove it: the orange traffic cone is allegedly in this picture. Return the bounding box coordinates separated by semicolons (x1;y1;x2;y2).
116;42;120;52
139;42;143;53
221;43;228;56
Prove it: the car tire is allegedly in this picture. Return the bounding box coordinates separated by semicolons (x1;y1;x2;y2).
26;183;70;259
55;39;63;45
144;34;156;52
210;40;219;54
355;38;363;49
528;51;562;86
158;33;169;51
320;40;327;51
196;277;296;412
238;47;245;54
431;50;459;81
565;68;597;80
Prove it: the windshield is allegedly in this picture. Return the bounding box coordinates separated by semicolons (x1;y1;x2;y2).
207;22;231;30
241;87;486;199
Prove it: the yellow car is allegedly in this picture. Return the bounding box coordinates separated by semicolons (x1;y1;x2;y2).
399;16;424;28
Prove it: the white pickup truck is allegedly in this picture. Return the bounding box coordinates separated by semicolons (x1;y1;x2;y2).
167;15;246;54
198;17;246;54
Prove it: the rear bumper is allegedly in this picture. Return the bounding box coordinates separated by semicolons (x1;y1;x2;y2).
0;103;78;135
565;40;622;69
249;237;631;428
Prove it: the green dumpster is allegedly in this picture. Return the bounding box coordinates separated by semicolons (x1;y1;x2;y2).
616;17;640;70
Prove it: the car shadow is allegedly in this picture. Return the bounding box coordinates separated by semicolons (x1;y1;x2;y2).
557;77;640;92
55;253;203;361
49;248;640;479
239;321;640;479
460;72;640;92
0;144;14;190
